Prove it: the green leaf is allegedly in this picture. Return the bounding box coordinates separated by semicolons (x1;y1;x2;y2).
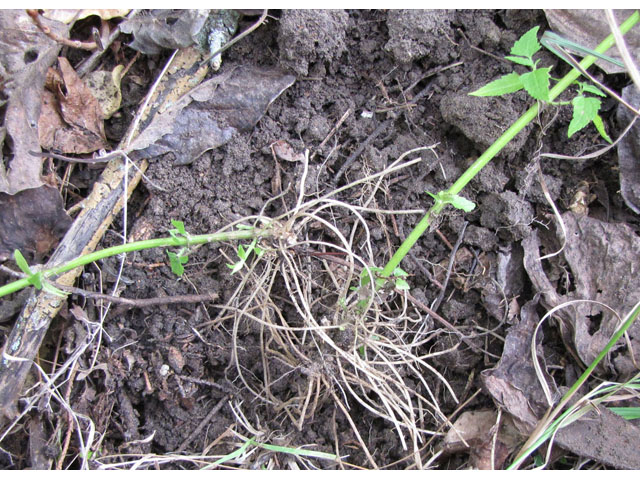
428;191;476;212
582;83;606;97
510;26;541;58
452;196;476;212
42;281;68;297
394;278;410;290
505;55;534;68
520;67;551;101
592;114;612;143
170;220;186;236
167;251;187;276
568;96;601;138
14;249;42;289
469;72;523;97
609;406;640;420
14;249;33;277
392;267;409;278
360;266;382;287
227;261;244;274
237;244;247;261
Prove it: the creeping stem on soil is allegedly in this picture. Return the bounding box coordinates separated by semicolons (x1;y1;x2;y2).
0;227;271;298
380;10;640;281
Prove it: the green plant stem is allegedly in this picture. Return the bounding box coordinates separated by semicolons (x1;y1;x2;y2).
380;10;639;280
0;227;269;298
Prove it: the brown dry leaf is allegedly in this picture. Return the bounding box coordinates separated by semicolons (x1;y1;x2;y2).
442;410;522;469
523;212;640;377
118;10;212;55
127;64;295;165
41;9;130;24
617;85;640;214
85;64;124;119
271;139;305;162
0;10;68;194
481;297;559;434
38;57;109;154
485;275;640;468
0;186;72;262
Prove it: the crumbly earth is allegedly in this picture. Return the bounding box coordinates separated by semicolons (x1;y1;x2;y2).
2;9;639;470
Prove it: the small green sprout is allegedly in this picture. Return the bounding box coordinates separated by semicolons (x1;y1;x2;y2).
14;249;42;290
13;249;67;296
227;238;264;274
166;220;191;276
426;190;476;213
470;26;613;142
353;265;411;292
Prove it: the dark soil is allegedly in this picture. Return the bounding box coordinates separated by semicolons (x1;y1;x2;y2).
2;9;640;470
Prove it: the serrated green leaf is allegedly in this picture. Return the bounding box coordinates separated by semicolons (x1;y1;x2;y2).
582;83;606;97
520;67;551;101
171;220;186;236
394;278;410;290
393;267;409;278
237;244;247;260
592;114;612;143
510;26;541;58
568;96;601;138
469;72;524;97
505;55;534;67
167;251;185;276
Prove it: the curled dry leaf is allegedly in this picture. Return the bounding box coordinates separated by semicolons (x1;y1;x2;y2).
84;64;124;119
442;410;522;470
41;9;130;24
523;212;640;377
617;85;640;214
38;57;109;154
0;10;68;194
127;64;295;165
119;10;211;55
481;297;559;434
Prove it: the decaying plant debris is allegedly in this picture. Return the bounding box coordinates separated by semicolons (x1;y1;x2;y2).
0;9;639;470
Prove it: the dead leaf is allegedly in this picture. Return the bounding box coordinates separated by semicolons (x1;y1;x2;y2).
38;57;109;154
481;297;560;434
523;213;640;377
544;10;640;74
84;64;124;119
271;140;306;162
0;185;72;262
119;10;211;55
0;10;68;194
442;410;522;470
41;9;130;24
127;64;295;165
617;85;640;214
